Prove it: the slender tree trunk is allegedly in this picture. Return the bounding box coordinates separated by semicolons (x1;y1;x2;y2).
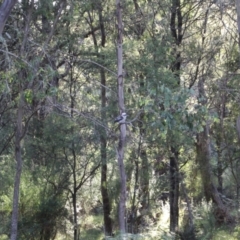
101;135;113;236
169;146;179;232
72;156;79;240
138;112;149;211
128;150;139;233
169;0;182;232
0;0;17;35
117;127;127;234
69;72;80;240
97;3;113;235
216;117;224;194
72;191;79;240
116;0;127;234
216;90;226;193
139;149;149;209
85;2;113;235
235;0;240;67
10;94;24;240
100;65;113;236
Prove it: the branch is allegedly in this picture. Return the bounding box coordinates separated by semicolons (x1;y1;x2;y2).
81;59;117;76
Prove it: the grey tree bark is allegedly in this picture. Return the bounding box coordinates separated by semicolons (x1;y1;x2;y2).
116;0;127;234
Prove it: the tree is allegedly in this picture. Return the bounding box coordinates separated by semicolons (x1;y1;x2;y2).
10;93;24;240
0;0;17;35
116;0;127;235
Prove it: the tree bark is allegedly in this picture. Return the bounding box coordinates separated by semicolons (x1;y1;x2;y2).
169;146;179;232
10;93;24;240
196;126;233;224
169;0;182;232
97;3;113;236
116;0;127;234
100;63;113;236
0;0;17;35
138;112;149;212
69;73;80;240
197;78;233;224
85;3;113;235
235;0;240;67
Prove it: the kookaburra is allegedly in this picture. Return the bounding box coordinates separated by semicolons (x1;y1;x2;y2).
114;112;127;124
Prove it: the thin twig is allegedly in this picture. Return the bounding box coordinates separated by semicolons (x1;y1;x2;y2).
81;59;117;76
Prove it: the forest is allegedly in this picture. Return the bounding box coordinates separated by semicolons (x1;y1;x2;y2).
1;0;240;239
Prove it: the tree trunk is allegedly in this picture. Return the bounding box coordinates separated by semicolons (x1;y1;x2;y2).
116;0;127;234
169;146;179;232
69;74;80;240
196;127;233;224
97;3;113;235
10;94;24;240
235;0;240;67
72;191;79;240
101;139;113;236
197;78;233;224
0;0;17;35
128;150;139;233
169;0;182;232
100;65;113;236
117;127;127;234
139;148;149;210
138;112;149;213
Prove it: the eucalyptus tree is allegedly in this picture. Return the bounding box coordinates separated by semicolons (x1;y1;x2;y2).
115;0;128;234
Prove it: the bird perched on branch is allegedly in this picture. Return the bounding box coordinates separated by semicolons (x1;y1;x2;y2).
114;112;127;124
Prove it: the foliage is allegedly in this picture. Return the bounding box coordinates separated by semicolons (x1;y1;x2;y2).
1;0;240;239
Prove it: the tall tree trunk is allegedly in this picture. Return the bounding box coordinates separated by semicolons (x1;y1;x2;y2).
10;93;24;240
169;0;182;232
98;3;113;236
86;3;113;235
116;0;127;234
100;129;113;236
69;70;80;240
100;65;113;236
